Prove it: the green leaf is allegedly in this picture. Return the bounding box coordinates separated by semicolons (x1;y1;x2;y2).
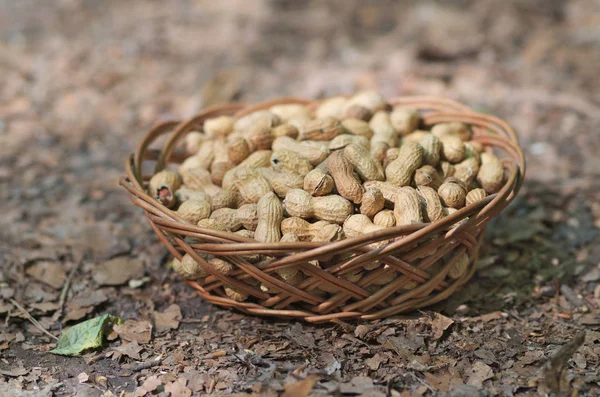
50;314;122;356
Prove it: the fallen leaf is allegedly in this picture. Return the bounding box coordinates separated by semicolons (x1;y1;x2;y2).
282;376;319;397
285;323;315;348
114;340;143;360
29;302;61;312
63;306;95;323
26;261;66;289
354;324;370;339
69;289;109;308
77;372;89;383
0;366;29;377
339;376;375;394
153;304;182;333
431;313;454;340
365;353;384;371
50;314;121;356
466;361;493;387
135;375;162;396
93;257;145;286
114;319;152;344
164;377;192;397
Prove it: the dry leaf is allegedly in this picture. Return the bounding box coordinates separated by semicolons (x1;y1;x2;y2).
93;257;145;286
164;377;192;397
113;319;152;344
77;372;89;383
153;304;182;333
466;361;493;387
431;313;454;340
25;261;66;289
365;353;384;371
135;375;162;396
282;376;318;397
114;340;143;360
354;324;370;339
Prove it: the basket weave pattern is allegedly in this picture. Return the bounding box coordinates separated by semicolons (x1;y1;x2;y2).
120;96;525;323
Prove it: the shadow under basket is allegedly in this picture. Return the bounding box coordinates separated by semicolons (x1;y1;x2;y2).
120;96;525;324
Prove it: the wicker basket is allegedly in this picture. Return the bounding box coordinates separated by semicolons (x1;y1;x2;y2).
120;96;525;323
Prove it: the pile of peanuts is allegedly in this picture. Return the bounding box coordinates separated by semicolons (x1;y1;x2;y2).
148;92;505;301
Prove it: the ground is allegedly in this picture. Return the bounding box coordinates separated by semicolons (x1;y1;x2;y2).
1;1;600;396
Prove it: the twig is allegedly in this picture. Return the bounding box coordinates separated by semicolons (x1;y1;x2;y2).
540;332;586;394
9;299;59;341
57;259;83;318
123;357;163;373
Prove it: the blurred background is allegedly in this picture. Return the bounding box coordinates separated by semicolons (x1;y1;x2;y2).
1;1;600;394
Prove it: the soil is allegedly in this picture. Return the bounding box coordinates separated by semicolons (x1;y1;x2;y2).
1;1;599;396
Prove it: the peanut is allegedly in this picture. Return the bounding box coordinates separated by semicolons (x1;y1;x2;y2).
197;218;231;232
373;209;396;228
271;150;313;176
298;117;345;141
438;178;467;209
329;134;370;150
327;150;364;204
343;143;385;181
181;167;221;196
242;124;273;151
393;186;424;226
254;192;283;244
283;189;353;224
224;285;248;302
448;252;470;279
184;131;206;155
232;167;273;203
476;152;504;193
360;186;385;217
341;118;374;139
226;135;250;165
172;254;208;280
363;180;402;207
414;165;443;190
439;161;455;178
272;136;330;165
343;269;364;283
303;168;335;196
179;142;214;172
344;104;372;121
345;91;387;113
211;190;238;210
417;185;445;222
204;115;235;138
383;147;400;169
343;214;385;238
175;187;211;205
431;122;471;142
281;217;343;242
315;96;347;119
256;167;304;198
390;108;419;136
210;139;234;185
370;111;398;147
222;150;273;190
234;229;255;239
465;188;488;206
385;141;424;187
401;129;430;144
176;199;211;224
269;103;311;122
370;141;390;164
208;258;234;276
234;110;280;131
420;134;442;166
440;135;466;163
149;170;182;208
271;123;299;139
210;204;258;231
